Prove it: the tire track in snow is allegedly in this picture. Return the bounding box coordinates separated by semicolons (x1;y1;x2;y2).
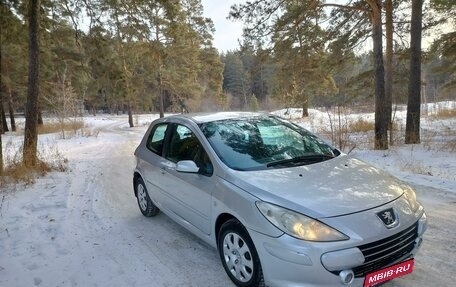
58;119;233;287
0;118;232;287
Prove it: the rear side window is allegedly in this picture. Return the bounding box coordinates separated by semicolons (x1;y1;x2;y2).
147;124;168;155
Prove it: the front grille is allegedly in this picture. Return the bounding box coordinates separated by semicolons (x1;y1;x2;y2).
353;222;418;277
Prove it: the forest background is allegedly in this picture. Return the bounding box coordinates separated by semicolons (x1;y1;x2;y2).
0;0;455;174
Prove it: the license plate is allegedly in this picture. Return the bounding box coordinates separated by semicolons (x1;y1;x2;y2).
363;259;414;287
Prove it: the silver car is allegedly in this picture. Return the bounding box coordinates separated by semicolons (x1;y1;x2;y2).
133;112;427;287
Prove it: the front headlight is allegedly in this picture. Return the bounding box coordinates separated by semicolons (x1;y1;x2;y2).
256;201;349;242
403;186;420;213
418;212;427;235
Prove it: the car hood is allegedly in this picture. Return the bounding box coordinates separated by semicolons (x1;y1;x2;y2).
224;155;406;218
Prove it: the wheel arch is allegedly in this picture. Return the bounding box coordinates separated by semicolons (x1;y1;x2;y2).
133;171;143;197
216;213;265;286
215;213;238;242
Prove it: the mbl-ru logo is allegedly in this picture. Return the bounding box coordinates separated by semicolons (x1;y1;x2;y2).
364;259;415;287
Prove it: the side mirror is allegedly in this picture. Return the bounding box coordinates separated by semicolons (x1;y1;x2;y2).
176;160;200;173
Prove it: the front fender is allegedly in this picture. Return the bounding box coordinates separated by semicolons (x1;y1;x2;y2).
212;176;284;238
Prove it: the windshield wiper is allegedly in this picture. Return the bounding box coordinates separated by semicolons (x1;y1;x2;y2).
266;154;335;168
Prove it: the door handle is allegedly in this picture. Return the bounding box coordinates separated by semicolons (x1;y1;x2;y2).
160;165;175;174
160;166;166;174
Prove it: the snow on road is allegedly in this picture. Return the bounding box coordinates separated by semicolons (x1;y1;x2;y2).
1;114;455;287
1;116;232;287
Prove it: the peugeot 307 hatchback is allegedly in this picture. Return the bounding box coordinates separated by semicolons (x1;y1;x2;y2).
133;112;427;287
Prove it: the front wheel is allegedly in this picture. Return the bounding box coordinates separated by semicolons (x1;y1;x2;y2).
218;219;264;287
135;177;159;217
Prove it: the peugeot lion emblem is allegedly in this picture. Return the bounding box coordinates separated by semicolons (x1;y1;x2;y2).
377;208;398;228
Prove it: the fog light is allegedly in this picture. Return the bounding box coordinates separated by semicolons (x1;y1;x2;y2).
339;269;354;285
415;237;423;248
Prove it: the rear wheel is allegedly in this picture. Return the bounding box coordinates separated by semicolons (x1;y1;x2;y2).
136;177;159;217
218;219;264;287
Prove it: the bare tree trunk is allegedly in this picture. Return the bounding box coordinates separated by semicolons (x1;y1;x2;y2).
405;0;423;144
0;37;8;134
0;21;3;175
302;101;309;117
369;0;388;150
23;0;40;167
0;119;2;174
1;100;8;132
121;58;134;127
128;102;134;128
8;89;16;132
37;104;43;125
154;19;164;119
385;0;393;145
158;69;164;118
337;105;342;150
327;108;335;146
113;5;135;127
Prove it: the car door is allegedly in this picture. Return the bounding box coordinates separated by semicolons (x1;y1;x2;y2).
139;122;172;209
159;123;214;235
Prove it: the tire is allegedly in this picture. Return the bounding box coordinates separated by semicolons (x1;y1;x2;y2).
218;219;264;287
136;177;159;217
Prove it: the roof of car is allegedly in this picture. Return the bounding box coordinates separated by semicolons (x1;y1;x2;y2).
169;111;269;124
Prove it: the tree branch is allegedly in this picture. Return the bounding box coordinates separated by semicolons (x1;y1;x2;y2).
63;0;81;47
320;3;371;13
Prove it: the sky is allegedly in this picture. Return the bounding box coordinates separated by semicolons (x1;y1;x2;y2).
78;0;244;52
201;0;244;52
199;0;447;53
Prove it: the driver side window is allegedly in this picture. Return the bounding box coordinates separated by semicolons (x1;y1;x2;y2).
167;124;213;176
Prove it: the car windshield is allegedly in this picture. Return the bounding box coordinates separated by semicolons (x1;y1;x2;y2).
199;116;339;171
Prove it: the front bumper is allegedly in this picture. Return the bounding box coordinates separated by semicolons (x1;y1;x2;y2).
248;211;427;287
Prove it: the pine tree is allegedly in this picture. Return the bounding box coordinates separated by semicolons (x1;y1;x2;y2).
222;52;249;109
230;0;389;148
23;0;41;167
0;0;4;174
405;0;424;144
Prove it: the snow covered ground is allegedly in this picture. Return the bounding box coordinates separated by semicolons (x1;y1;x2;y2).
1;105;455;287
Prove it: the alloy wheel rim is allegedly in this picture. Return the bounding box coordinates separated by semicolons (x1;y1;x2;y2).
222;232;254;282
137;184;147;211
